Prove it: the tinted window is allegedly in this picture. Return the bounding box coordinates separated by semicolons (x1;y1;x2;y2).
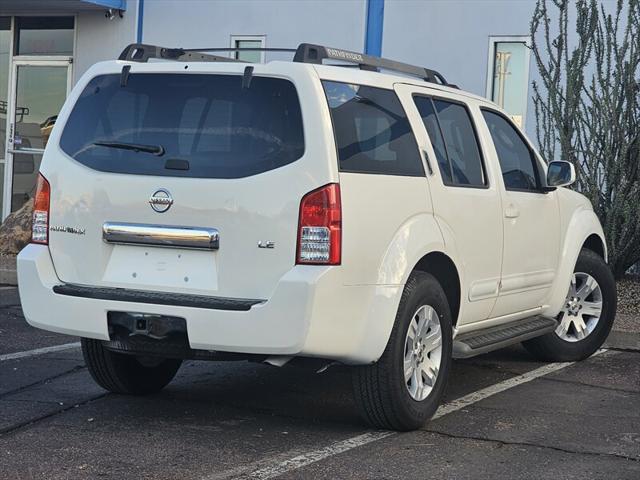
482;110;539;191
60;74;304;179
413;96;452;183
323;81;423;176
432;100;486;187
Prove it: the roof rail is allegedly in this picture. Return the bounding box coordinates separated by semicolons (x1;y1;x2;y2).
118;44;244;63
118;42;451;86
292;43;449;86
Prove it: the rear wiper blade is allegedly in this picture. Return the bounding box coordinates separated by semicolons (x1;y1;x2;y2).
93;141;165;156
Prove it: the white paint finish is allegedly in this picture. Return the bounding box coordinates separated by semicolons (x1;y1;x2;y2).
20;243;396;364
491;189;560;317
101;245;219;294
468;277;501;302
499;269;556;295
230;351;609;480
542;190;606;317
395;84;504;325
142;0;367;60
17;57;607;364
42;60;336;300
338;173;433;286
0;342;80;361
472;109;561;318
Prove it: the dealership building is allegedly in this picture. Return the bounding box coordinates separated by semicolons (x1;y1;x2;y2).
0;0;545;221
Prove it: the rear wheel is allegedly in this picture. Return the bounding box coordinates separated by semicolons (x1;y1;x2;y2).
352;272;453;431
81;338;182;395
523;248;616;362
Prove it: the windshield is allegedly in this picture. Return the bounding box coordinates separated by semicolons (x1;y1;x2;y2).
59;73;305;178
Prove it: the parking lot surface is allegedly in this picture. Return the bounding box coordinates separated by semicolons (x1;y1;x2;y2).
1;286;639;479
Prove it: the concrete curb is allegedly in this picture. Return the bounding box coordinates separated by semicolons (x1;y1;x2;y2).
606;330;640;351
0;255;17;286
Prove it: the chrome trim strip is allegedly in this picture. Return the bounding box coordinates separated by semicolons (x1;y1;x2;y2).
103;222;219;250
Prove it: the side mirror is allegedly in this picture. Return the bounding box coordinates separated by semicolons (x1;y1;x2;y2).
546;160;576;188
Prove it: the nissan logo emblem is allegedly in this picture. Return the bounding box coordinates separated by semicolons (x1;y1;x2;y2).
149;189;173;213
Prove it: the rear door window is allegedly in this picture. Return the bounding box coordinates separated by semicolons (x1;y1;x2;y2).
432;99;486;187
323;81;424;177
413;96;486;187
413;96;452;184
59;73;305;178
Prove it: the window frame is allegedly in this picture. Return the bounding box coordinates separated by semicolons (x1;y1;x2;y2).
230;35;266;63
323;81;425;178
413;93;490;190
485;36;531;129
480;106;546;194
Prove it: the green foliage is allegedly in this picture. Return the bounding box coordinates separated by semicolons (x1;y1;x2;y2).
531;0;640;278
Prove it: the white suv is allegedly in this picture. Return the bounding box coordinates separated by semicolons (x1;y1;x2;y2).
17;44;616;431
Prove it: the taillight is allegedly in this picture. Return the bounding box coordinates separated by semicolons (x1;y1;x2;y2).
32;173;50;245
296;183;341;265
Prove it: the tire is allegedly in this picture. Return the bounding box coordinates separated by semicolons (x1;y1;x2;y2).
81;338;182;395
352;271;453;431
523;248;616;362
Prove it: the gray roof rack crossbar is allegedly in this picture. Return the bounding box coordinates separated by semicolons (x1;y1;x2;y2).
118;42;451;86
293;43;449;85
118;44;296;63
118;43;243;63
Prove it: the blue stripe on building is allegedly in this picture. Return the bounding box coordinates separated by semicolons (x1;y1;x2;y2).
137;0;145;43
364;0;384;56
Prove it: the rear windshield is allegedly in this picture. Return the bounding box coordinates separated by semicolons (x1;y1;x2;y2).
59;73;305;178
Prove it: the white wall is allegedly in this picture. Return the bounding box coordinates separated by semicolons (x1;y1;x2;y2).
141;0;367;61
74;6;138;83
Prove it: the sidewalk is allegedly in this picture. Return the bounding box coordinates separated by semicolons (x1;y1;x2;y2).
0;255;17;286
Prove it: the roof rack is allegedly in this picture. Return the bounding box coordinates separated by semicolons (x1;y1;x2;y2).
118;42;451;87
293;43;449;85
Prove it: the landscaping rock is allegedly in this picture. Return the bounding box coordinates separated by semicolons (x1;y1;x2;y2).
617;275;640;315
0;199;33;255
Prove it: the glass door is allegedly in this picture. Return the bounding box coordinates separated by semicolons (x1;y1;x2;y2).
0;18;10;220
5;60;71;216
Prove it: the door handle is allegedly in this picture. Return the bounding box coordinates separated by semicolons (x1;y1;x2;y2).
422;149;434;176
505;204;520;218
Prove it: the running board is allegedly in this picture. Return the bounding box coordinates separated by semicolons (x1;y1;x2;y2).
453;316;558;359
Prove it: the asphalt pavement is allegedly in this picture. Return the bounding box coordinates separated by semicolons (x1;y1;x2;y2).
1;286;639;479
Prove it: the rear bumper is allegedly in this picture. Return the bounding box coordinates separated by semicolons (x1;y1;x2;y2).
17;244;403;364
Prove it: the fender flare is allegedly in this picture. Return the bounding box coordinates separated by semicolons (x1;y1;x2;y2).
358;214;460;362
544;208;607;316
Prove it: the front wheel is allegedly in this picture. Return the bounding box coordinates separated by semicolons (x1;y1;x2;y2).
523;248;616;362
82;338;182;395
352;271;453;431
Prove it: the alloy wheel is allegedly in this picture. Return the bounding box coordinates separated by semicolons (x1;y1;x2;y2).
556;272;603;342
403;305;443;401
